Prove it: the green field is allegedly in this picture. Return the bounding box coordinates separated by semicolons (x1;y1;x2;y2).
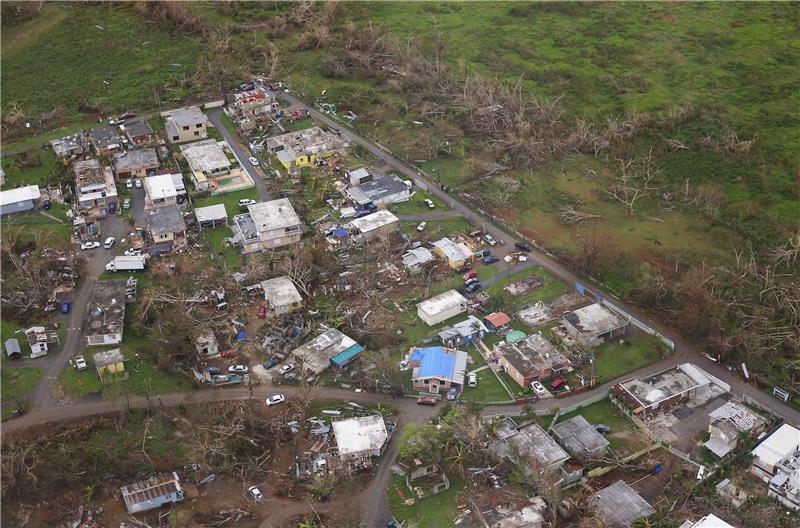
463;368;512;403
592;335;666;382
1;367;42;401
203;226;242;270
387;473;465;527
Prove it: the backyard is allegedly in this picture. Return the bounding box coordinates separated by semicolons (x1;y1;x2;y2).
592;335;666;383
387;473;465;527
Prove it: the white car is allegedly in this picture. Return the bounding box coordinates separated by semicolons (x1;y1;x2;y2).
531;381;546;396
278;363;295;376
124;248;142;256
416;221;427;232
228;364;249;375
81;241;101;250
126;179;133;189
424;199;435;209
266;394;286;407
122;199;131;210
75;356;87;371
103;237;115;249
134;179;142;188
238;199;257;208
249;156;260;166
484;234;498;246
248;485;264;501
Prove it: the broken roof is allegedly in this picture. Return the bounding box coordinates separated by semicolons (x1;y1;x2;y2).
402;247;435;268
332;414;388;457
113;148;158;172
85;280;127;343
89;125;124;148
709;401;766;433
120;472;182;514
432;237;473;263
495;333;569;378
261;276;302;308
292;327;362;373
94;347;124;368
266;126;347;159
438;315;487;342
248;198;301;232
169;106;206;127
146;205;186;236
551;415;609;456
50;132;85;156
347;174;408;204
347;209;399;233
620;363;713;409
123;119;154;138
588;480;655;528
469;489;547;528
0;185;41;206
494;420;569;471
417;289;468;319
144;174;178;200
180;139;231;173
194;204;228;223
562;303;627;337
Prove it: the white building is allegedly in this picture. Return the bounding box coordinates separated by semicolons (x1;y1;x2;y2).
402;247;435;274
347;209;399;242
751;423;800;478
769;449;800;511
417;289;468;326
290;328;364;374
180;139;232;191
678;514;738;528
232;198;303;253
0;185;41;215
561;303;629;348
195;204;228;229
144;174;181;209
332;414;388;460
261;276;302;315
705;401;766;458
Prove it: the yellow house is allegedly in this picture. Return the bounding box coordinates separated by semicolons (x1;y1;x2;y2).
432;238;474;269
94;348;127;383
266;127;347;174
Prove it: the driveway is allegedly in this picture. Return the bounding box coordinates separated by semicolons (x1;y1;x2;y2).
206;109;271;202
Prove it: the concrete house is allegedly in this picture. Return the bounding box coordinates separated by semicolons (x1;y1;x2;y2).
551;415;609;457
493;333;570;389
438;315;487;348
165;106;207;144
85;280;127;346
89;125;126;156
491;418;570;474
402;247;435;274
123;120;157;145
406;461;450;500
195;331;219;358
561;303;628;349
261;276;303;315
347;209;399;242
266;126;348;173
417;289;468;326
705;401;767;458
291;328;364;374
616;363;725;416
232;198;303;254
432;238;474;269
751;423;800;479
144;173;185;209
121;472;184;514
769;449;800;511
226;86;278;132
347;167;373;186
346;174;412;207
50;132;87;157
332;414;388;461
0;185;41;215
74;159;118;212
679;514;738;528
112;149;159;179
408;346;468;394
94;348;126;383
587;480;655;528
145;205;187;251
180;139;232;191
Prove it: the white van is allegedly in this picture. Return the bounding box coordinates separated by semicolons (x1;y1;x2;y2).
103;237;115;249
238;199;257;208
468;373;478;387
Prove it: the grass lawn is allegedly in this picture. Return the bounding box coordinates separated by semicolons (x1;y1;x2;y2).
193;187;261;222
390;190;450;215
463;368;511;403
486;266;571;310
1;367;42;401
0;148;57;189
593;336;665;382
388;473;464;527
203;226;242;270
497;369;531;398
401;216;475;239
57;354;103;397
283;116;315;132
465;345;485;369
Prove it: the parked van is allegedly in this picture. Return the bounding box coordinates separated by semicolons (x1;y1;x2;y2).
468;373;478;387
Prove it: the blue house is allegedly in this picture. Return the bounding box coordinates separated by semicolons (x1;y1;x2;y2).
408;346;468;394
438;315;487;348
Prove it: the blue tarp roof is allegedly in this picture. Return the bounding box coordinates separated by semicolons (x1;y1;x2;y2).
331;343;364;366
414;346;456;379
236;330;247;342
333;227;348;238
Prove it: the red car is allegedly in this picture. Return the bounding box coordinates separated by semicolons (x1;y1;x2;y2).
416;397;437;406
550;375;567;391
257;305;267;320
463;270;477;281
220;348;237;358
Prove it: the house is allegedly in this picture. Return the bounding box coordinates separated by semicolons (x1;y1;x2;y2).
85;280;127;346
123;119;156;145
145;205;187;251
751;423;800;479
112;148;159;179
438;315;487;348
89;125;126;156
493;333;570;389
195;331;219;358
678;514;738;528
195;204;228;229
432;237;474;269
715;478;749;509
402;247;435;274
704;401;767;458
291;328;364;374
551;415;609;457
346;174;412;207
347;209;399;242
226;86;278;132
266;126;348;173
468;489;548;528
408;346;468;394
332;414;388;460
4;338;21;359
165;106;208;144
50;132;86;157
94;348;126;383
347;167;373;186
0;185;41;215
587;480;655;528
232;198;303;254
417;289;468;326
179;139;232;191
561;303;628;349
768;449;800;511
484;312;512;333
120;472;184;514
616;363;725;416
491;418;569;474
74;159;118;212
406;461;450;500
261;276;303;315
143;173;184;209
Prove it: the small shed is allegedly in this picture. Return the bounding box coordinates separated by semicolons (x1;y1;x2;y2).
94;348;126;383
4;338;21;359
195;204;229;229
588;480;655;528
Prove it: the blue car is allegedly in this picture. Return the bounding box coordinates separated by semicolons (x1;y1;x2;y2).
483;255;499;264
60;302;71;314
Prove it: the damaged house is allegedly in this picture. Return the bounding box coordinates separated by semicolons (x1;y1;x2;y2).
266;126;348;173
120;472;184;514
493;333;570;389
438;315;487;348
261;276;303;315
84;280;127;346
561;303;628;349
291;327;364;375
232;198;303;253
705;401;767;458
50;132;87;157
225;86;278;132
89;124;126;156
74;159;118;213
432;237;474;270
616;363;727;416
402;246;435;274
491;417;569;474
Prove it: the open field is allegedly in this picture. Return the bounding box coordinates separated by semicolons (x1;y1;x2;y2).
592;335;666;382
1;367;43;402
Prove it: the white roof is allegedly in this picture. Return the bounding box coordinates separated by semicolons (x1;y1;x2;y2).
417;289;468;317
403;247;435;268
248;198;301;233
261;276;302;307
432;237;473;262
180;139;231;173
0;185;41;206
348;209;399;233
194;204;227;223
347;167;370;180
332;415;388;457
144;174;177;200
685;514;737;528
752;423;800;468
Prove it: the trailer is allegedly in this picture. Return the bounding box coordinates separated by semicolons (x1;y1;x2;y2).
105;255;147;273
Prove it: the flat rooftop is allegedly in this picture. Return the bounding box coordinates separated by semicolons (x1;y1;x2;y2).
347;174;408;204
266;126;347;158
332;414;388;457
94;347;124;368
562;303;627;337
89;125;124;147
495;333;568;378
752;423;800;468
144;174;177;200
123;119;154;137
0;185;41;206
180;139;230;173
113;148;158;171
551;415;609;456
499;421;570;470
417;289;468;318
194;204;227;223
248;198;301;233
169;106;206;127
348;209;399;233
261;276;302;307
146;205;185;236
85;280;127;342
50;132;85;155
620;363;712;408
588;480;655;528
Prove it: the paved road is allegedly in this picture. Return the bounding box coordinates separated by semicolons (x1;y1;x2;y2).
207;109;271;202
